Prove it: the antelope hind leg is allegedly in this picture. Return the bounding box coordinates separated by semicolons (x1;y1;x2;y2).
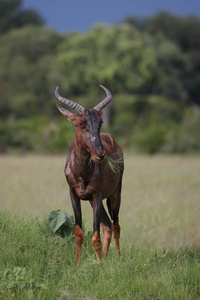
107;182;122;255
100;204;112;256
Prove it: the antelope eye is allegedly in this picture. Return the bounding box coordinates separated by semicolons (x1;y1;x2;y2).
79;122;85;128
79;121;89;131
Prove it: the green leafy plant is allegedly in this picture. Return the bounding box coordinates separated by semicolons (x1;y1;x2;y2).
46;210;75;241
2;266;46;296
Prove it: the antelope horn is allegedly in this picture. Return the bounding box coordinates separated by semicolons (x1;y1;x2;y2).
55;86;85;114
93;85;112;112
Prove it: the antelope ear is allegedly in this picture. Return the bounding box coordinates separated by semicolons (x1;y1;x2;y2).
99;110;103;116
57;105;78;124
93;108;103;116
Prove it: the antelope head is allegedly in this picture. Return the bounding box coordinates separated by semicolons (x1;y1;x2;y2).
55;85;112;162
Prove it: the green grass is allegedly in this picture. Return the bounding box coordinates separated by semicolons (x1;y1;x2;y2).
0;212;200;299
0;155;200;299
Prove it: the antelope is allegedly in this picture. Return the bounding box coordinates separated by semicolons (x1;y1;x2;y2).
55;85;124;263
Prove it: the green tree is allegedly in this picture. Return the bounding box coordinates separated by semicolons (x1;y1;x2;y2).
125;12;200;107
49;24;157;98
0;0;43;34
125;12;200;52
0;26;62;118
152;39;188;103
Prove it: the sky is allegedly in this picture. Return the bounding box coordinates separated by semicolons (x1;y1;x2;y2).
22;0;200;33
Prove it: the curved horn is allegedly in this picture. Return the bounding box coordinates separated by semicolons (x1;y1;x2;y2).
55;86;85;114
94;84;112;111
93;85;112;112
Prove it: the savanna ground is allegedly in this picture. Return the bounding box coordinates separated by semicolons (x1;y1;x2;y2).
0;155;200;299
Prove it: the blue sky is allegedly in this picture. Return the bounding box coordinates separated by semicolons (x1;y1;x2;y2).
22;0;200;33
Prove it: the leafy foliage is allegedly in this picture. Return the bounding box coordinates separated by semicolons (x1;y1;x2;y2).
46;210;75;240
0;10;200;153
0;0;43;34
125;12;200;106
2;266;46;295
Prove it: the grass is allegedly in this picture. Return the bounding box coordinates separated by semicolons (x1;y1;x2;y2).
0;212;200;299
105;154;124;173
0;154;200;299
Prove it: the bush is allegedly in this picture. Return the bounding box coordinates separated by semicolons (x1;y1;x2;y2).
0;116;74;154
0;95;199;155
131;122;170;154
162;112;200;153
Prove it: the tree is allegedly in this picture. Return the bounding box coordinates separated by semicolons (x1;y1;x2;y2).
124;12;200;52
124;12;200;106
0;0;43;35
0;26;62;118
48;24;157;97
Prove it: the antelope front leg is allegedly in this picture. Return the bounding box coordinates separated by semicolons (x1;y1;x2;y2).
89;200;112;256
100;207;112;256
92;191;102;262
70;189;84;264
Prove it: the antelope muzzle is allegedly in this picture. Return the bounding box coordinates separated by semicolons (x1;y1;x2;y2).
94;149;106;161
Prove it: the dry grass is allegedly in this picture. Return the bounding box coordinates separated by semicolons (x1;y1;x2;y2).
1;154;200;249
121;155;200;249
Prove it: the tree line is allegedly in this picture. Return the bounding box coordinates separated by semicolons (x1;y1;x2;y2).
0;0;200;153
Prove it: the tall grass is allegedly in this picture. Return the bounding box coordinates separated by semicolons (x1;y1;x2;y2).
0;155;200;298
0;212;200;299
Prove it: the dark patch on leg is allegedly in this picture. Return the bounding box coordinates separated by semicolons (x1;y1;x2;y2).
92;230;101;262
75;225;84;263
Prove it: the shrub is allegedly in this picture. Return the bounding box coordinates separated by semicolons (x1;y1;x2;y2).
162;112;200;153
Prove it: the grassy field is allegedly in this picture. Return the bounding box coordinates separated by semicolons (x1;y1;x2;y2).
0;155;200;299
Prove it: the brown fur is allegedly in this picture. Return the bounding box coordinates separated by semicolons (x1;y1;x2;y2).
57;98;123;263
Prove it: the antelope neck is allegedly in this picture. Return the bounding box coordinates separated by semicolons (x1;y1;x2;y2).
74;138;93;178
